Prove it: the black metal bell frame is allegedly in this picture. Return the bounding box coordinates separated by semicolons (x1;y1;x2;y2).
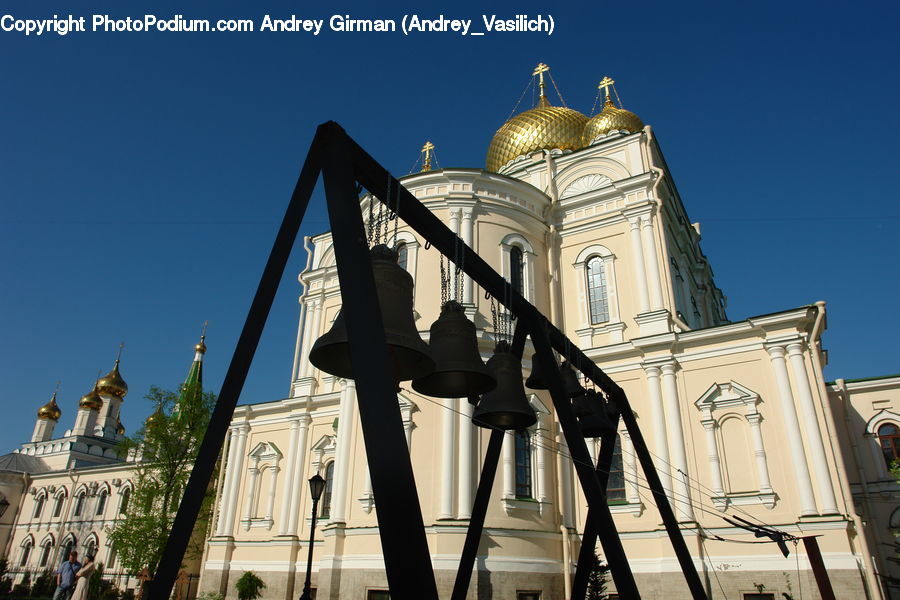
472;341;537;431
412;300;496;398
525;352;551;390
308;245;435;382
573;389;617;437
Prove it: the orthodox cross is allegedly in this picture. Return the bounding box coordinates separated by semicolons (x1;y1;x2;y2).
533;62;550;98
421;142;434;172
598;76;615;101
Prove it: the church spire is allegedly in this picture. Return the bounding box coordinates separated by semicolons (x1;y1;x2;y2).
183;322;207;391
533;62;551;107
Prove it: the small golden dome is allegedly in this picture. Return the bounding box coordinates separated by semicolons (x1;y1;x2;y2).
145;404;164;427
37;392;61;421
194;336;207;355
582;98;644;145
96;360;128;398
79;387;103;411
116;418;125;436
486;98;588;172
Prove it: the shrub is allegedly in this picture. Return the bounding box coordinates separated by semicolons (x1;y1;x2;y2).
234;572;265;600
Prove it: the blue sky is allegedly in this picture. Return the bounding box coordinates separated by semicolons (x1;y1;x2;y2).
1;0;897;444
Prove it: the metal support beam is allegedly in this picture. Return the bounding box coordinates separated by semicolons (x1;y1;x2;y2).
803;536;836;600
451;322;528;600
571;411;621;600
147;130;323;600
321;126;439;600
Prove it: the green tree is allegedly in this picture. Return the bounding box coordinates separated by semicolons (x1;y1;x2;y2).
586;550;611;600
107;380;217;574
234;572;265;600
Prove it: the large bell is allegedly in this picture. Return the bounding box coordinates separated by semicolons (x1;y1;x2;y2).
525;352;551;390
412;301;496;398
308;245;435;382
472;341;537;431
560;361;585;397
573;389;617;438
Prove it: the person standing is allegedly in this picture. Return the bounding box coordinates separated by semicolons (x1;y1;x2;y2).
70;554;95;600
52;551;81;600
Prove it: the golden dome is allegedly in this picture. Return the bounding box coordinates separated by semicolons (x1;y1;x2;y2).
37;392;61;421
79;387;103;411
96;360;128;398
582;98;644;145
116;418;125;436
486;97;588;172
145;405;163;427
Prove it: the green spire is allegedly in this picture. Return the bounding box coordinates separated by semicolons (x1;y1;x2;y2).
174;325;206;420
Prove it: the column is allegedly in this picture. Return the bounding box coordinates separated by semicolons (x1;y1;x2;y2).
300;300;323;379
644;365;672;500
242;457;261;529
457;401;475;519
660;363;694;521
620;430;640;505
222;424;249;536
265;464;280;522
286;414;312;534
448;208;461;300
767;345;817;516
628;218;651;313
439;397;457;519
536;416;550;504
745;413;773;493
290;300;307;384
786;342;838;514
502;430;515;499
701;420;725;496
215;428;236;536
277;419;301;534
640;213;665;311
331;380;356;524
461;208;474;304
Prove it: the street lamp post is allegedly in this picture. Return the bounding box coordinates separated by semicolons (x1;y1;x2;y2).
299;474;326;600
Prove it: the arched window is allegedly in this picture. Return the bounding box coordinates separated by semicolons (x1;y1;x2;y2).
395;242;408;271
586;256;610;324
320;462;334;519
606;435;626;502
19;539;33;567
52;493;66;518
119;488;131;515
878;423;900;467
33;494;46;519
510;246;524;295
96;490;108;516
38;540;53;567
84;537;97;560
61;537;75;564
73;492;86;517
514;430;532;499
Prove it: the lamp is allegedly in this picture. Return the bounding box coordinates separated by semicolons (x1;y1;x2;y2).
299;474;326;600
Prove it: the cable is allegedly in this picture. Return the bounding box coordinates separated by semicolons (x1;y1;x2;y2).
506;78;534;121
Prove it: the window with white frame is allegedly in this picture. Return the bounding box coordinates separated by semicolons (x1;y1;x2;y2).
73;491;86;517
320;461;335;519
52;491;66;518
33;492;46;519
514;430;532;499
585;256;610;324
573;245;620;341
499;234;535;302
19;537;33;567
96;489;108;516
38;537;53;567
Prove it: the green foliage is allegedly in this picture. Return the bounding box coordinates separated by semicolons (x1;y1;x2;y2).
31;570;55;598
11;571;31;599
107;382;217;574
586;550;610;600
196;592;224;600
234;572;266;600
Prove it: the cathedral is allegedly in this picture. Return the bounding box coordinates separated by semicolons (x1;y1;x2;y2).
2;65;899;600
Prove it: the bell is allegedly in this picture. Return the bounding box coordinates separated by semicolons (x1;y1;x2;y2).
560;361;585;397
573;389;617;438
472;341;537;431
412;301;496;398
309;245;435;382
525;352;551;390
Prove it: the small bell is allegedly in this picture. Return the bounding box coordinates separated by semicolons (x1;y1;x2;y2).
560;361;584;397
412;301;496;398
472;341;536;431
309;245;435;382
573;389;617;438
525;352;551;390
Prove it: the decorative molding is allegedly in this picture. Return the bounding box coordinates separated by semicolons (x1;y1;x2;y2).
560;174;613;199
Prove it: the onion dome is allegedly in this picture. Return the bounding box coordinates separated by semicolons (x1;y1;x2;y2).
37;392;62;421
583;78;644;145
79;386;103;411
96;359;128;399
145;404;164;427
486;63;588;173
116;418;125;436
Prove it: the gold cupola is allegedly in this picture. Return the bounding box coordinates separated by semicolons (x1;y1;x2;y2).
486;63;588;173
96;358;128;399
79;385;103;411
38;391;62;421
582;77;644;145
116;418;125;436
